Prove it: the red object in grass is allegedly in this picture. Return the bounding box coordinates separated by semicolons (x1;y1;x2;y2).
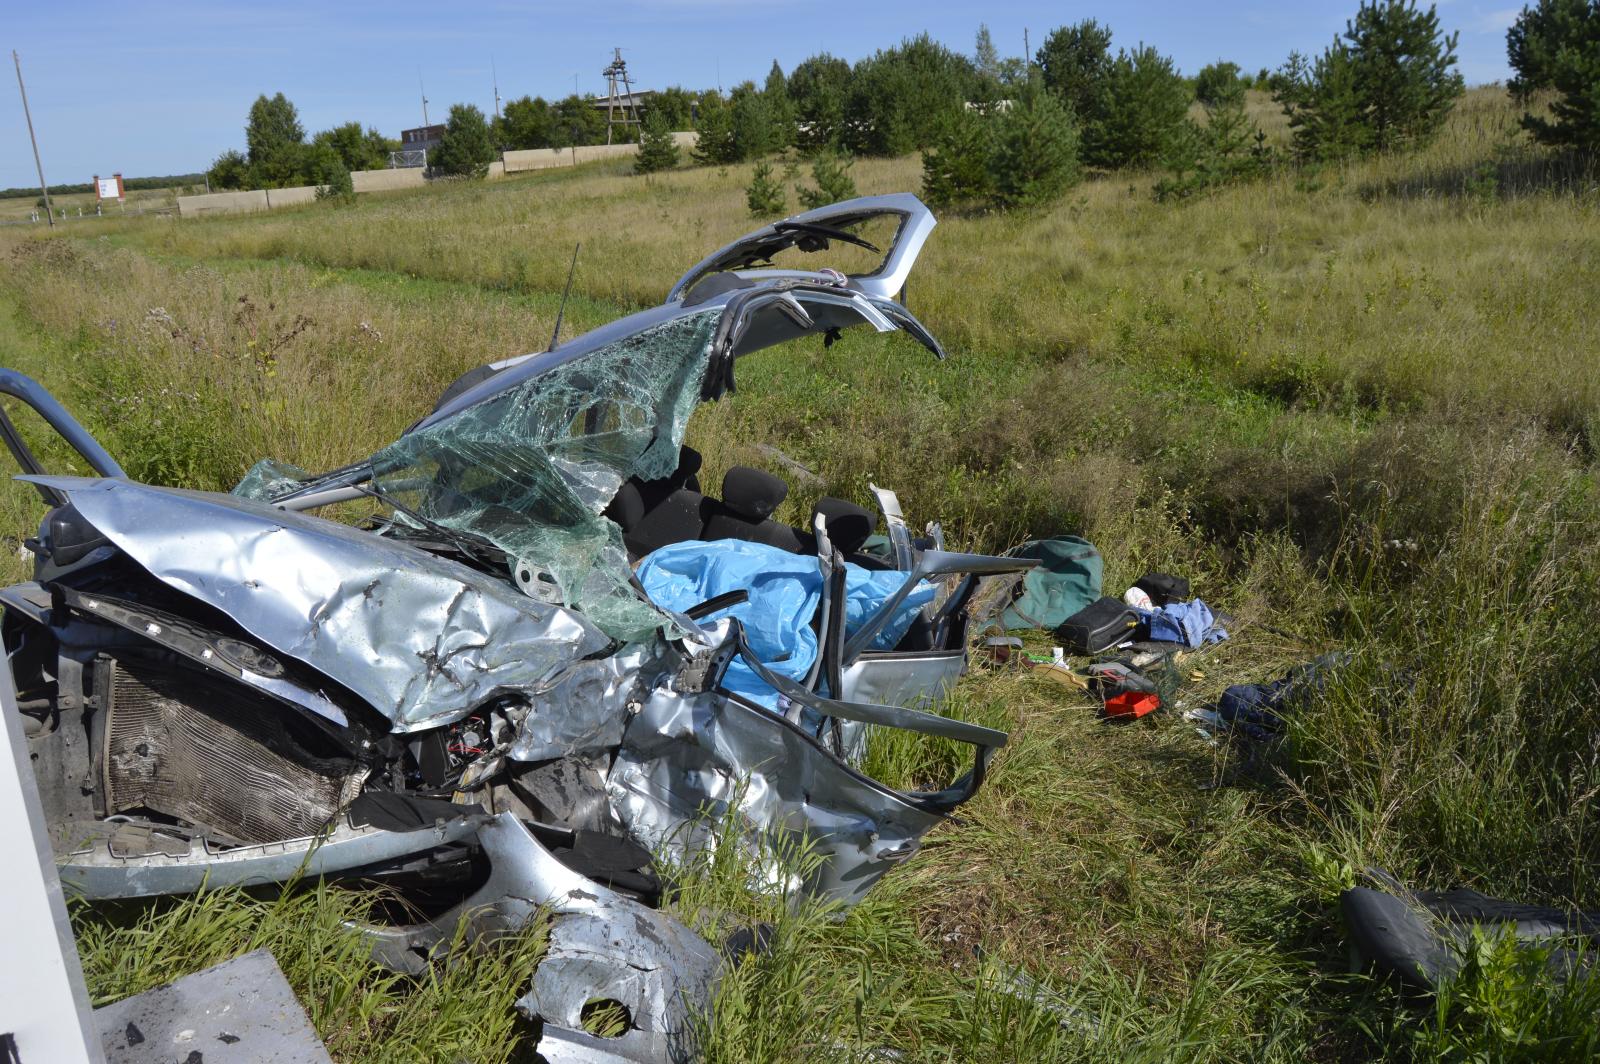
1103;691;1160;718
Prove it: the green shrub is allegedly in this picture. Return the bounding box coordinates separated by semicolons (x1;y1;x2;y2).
430;104;496;179
311;152;356;204
796;151;857;209
746;160;787;215
310;122;392;172
206;149;250;191
635;108;680;174
493;95;556;150
549;94;610;148
1509;0;1600;153
1194;60;1247;107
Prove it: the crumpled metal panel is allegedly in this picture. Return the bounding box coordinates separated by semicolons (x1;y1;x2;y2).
355;814;720;1064
27;476;610;733
607;684;944;906
522;910;720;1064
509;642;668;762
95;948;332;1064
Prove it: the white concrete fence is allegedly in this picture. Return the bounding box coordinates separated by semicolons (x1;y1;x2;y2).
176;133;696;218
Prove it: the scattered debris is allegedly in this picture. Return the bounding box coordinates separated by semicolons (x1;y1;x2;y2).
1343;867;1600;994
95;950;331;1064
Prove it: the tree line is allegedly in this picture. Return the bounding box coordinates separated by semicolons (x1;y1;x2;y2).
206;1;1599;203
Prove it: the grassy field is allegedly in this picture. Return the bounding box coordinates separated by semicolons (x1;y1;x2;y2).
2;85;1599;1060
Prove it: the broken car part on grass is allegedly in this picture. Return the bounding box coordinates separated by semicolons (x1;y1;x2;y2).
2;195;1035;1061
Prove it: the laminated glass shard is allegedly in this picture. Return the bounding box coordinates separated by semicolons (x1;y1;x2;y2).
369;310;720;641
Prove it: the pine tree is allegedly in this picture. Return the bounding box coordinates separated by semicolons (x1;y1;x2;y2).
788;54;852;152
746;160;787;215
921;110;996;207
989;87;1082;207
764;61;798;149
1035;21;1114;121
635;108;680;174
797;151;857;209
1084;45;1192;169
1158;93;1274;199
692;94;739;165
1509;0;1600;153
730;81;781;160
1194;61;1246;107
1277;0;1463;160
1343;0;1463;150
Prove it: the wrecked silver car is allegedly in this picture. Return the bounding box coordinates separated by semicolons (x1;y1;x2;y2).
2;194;1031;1060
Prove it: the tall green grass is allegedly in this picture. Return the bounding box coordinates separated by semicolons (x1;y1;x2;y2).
2;83;1599;1060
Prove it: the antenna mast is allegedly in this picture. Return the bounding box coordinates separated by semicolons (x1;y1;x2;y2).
601;48;641;145
491;56;502;119
418;68;430;127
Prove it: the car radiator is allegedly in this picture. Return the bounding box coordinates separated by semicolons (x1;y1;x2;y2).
99;655;366;845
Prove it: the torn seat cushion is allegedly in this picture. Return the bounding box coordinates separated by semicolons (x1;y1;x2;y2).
637;539;936;710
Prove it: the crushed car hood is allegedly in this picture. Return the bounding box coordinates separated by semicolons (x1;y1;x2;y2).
27;475;612;732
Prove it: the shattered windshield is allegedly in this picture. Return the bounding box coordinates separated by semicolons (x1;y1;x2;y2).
366;309;720;641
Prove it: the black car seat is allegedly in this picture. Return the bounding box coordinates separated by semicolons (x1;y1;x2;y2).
700;467;805;552
605;447;707;559
810;497;875;556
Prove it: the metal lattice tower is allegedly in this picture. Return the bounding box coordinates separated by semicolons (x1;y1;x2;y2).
601;48;641;145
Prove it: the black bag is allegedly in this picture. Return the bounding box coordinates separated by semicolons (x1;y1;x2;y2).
1055;596;1141;655
1134;572;1191;607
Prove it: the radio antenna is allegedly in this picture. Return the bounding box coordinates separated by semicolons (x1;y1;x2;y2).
550;243;581;350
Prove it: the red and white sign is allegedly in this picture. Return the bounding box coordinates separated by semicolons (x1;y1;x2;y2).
93;174;124;201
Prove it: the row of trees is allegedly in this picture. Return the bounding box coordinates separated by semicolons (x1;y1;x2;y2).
208;93;397;193
209;2;1598;201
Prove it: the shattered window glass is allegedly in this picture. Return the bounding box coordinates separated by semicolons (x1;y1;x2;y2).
233;458;313;501
367;310;720;641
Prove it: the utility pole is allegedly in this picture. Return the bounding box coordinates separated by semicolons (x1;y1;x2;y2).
12;51;53;229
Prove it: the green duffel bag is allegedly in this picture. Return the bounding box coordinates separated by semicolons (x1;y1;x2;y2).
998;536;1104;631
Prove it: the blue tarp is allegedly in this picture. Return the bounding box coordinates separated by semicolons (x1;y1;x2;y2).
638;539;935;710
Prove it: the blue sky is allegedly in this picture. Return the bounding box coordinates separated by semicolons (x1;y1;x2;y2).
4;1;1523;189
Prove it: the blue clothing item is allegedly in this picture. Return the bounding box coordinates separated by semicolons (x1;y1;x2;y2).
637;539;935;710
1216;652;1351;741
1137;598;1228;648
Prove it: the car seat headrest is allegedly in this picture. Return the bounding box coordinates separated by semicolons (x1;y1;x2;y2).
674;446;703;486
604;481;646;531
721;466;787;521
812;497;875;555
